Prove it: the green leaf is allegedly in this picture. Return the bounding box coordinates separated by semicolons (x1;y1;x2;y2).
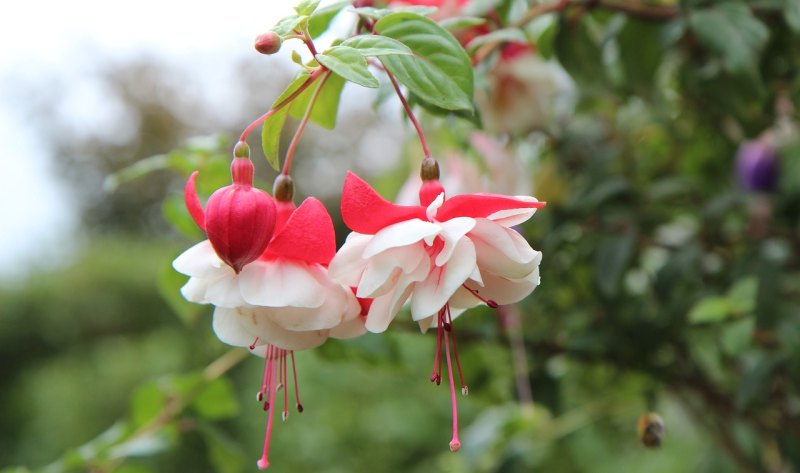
727;276;758;314
161;193;203;241
158;261;201;325
689;2;769;74
688;296;733;324
785;0;800;32
340;35;413;57
308;1;349;38
261;72;313;171
594;232;635;297
294;0;321;16
721;317;755;356
192;377;240;420
617;18;663;96
272;15;308;37
352;6;437;20
200;424;246;473
465;27;528;52
554;17;607;90
375;12;474;111
131;381;168;427
316;46;380;88
439;16;487;33
289;72;346;129
537;21;558;59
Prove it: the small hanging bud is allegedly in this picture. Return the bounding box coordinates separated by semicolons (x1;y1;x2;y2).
273;174;294;202
255;32;282;55
419;157;444;207
637;412;665;448
420;157;440;181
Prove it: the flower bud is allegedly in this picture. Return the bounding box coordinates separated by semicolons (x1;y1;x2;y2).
736;139;778;193
255;32;282;55
185;156;277;273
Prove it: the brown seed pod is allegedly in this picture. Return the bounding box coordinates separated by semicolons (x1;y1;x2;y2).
637;412;665;448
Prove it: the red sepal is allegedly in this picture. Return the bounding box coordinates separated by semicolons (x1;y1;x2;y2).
341;172;426;234
184;171;206;231
436;194;546;222
265;198;336;266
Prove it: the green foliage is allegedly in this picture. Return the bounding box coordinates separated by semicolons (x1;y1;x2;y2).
375;12;475;111
316;46;380;88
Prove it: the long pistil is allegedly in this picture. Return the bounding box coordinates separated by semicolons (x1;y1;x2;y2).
443;320;461;452
257;349;278;469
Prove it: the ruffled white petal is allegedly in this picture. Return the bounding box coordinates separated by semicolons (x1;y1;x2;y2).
410;238;476;320
328;233;372;287
225;306;330;351
239;260;326;308
435;217;475;266
486;196;540;227
365;283;414;333
213;306;257;347
363;219;440;259
357;243;426;298
426;192;445;220
172;240;223;277
204;274;246;308
469;220;540;279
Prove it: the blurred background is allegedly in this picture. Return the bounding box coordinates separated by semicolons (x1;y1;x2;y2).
1;0;800;472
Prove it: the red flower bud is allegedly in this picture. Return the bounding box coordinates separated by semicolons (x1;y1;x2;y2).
254;32;282;55
185;157;277;273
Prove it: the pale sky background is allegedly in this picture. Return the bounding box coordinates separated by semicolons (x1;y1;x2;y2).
0;1;344;280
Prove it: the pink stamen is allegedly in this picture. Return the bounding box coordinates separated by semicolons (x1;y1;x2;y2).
290;351;304;413
282;350;289;421
249;337;260;350
258;345;274;404
443;319;461;452
446;306;468;396
257;349;278;470
461;284;499;308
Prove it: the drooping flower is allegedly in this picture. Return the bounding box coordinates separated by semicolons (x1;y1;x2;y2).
736;137;779;193
175;172;365;469
329;160;545;451
184;150;277;273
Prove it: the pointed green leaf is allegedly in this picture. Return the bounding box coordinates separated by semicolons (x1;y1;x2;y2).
465;27;528;53
262;72;313;171
271;15;308;37
688;296;733;324
375;12;474;111
309;1;349;38
340;35;413;57
784;0;800;32
295;0;321;16
289;72;346;129
192;377;240;420
316;46;380;88
689;2;769;74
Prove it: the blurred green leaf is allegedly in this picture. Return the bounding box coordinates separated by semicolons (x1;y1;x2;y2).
271;15;308;37
537;21;558;59
308;1;348;38
376;12;474;111
200;424;246;473
192;377;240;420
726;276;758;315
465;27;528;52
439;16;487;32
688;297;732;324
689;1;769;74
316;46;380;88
721;317;755;356
617;18;663;96
554;17;607;90
262;72;313;171
131;381;168;427
294;0;321;16
162;193;203;240
594;232;635;297
785;0;800;31
289;71;346;130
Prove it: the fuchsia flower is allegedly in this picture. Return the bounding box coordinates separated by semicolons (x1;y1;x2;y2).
329;163;545;451
174;164;365;469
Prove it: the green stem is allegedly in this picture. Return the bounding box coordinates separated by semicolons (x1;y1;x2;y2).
281;70;332;176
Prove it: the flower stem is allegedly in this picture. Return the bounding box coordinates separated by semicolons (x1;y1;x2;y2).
239;67;326;143
385;67;432;159
281;70;332;176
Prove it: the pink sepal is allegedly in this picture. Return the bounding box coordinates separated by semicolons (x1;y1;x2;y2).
184;171;206;231
341;172;426;234
265;198;336;265
437;194;546;221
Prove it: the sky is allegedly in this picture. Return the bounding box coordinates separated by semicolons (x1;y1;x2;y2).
0;1;319;279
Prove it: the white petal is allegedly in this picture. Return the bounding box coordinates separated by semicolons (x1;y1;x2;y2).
435;217;475;266
356;244;426;298
486;196;540;227
365;284;414;333
410;238;477;320
328;233;372;287
426;192;445;220
470;220;540;279
179;276;212;304
330;315;367;339
240;260;326;308
453;265;541;308
363;219;440;259
212;307;258;347
233;306;330;350
204;274;246;308
172;240;224;277
266;281;350;331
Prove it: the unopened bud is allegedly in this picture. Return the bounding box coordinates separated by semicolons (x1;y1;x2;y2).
255;32;282;55
273;174;294;202
234;140;250;158
420;157;440;181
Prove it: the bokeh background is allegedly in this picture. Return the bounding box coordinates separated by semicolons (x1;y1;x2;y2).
2;1;800;472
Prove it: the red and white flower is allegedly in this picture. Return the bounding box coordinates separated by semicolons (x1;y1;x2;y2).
329;170;545;333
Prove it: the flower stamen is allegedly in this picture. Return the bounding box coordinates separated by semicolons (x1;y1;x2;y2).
291;351;304;413
461;284;499;308
443;316;461;452
257;346;279;470
446;306;468;396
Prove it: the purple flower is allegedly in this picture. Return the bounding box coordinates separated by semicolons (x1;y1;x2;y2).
736;139;779;193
